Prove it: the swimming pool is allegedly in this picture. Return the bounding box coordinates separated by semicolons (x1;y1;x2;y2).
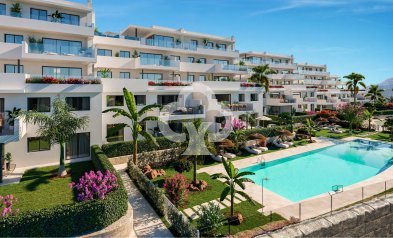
241;139;393;202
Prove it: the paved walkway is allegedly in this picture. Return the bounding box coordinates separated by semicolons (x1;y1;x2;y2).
118;169;173;238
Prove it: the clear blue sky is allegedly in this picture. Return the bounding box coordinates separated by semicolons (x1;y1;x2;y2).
78;0;393;85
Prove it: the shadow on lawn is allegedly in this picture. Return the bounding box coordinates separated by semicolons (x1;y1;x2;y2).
21;161;93;193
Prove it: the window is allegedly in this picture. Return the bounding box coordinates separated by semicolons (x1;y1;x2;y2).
157;95;178;105
60;13;80;26
213;76;229;81
66;97;90;111
147;35;174;48
213;59;229;65
140;53;162;65
134;95;146;106
0;4;5;15
191;40;198;49
171;55;181;61
199;75;206;81
5;64;24;73
120;72;130;79
119;51;130;58
5;34;23;44
187;57;195;63
97;49;112;57
66;132;90;159
30;8;47;21
107;95;124;107
239;94;245;102
28;137;51;152
42;66;82;78
187;75;195;82
140;73;162;81
97;71;112;78
217;43;227;51
198;58;206;64
207;42;214;49
107;124;124;142
42;38;82;55
27;98;51;112
250;93;258;101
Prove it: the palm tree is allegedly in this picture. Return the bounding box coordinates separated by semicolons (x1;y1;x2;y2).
363;108;376;132
22;97;88;176
249;65;276;93
384;118;393;141
344;72;366;104
211;159;255;217
305;118;316;143
366;85;384;105
103;88;161;164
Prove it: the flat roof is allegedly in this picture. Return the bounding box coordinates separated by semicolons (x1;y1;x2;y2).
19;0;92;12
297;62;326;68
121;25;234;43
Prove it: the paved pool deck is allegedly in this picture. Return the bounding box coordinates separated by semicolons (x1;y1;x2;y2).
198;137;393;221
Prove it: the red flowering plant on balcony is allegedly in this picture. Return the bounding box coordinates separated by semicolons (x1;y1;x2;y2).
26;76;101;85
69;170;118;202
148;81;191;87
240;83;262;88
269;85;284;89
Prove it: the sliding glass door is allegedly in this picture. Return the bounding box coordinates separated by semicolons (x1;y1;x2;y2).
66;132;90;160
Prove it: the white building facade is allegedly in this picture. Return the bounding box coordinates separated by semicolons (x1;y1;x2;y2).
0;0;366;170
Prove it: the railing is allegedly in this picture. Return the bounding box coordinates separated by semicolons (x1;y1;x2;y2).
1;11;92;27
0;114;14;136
304;97;317;102
28;43;94;58
140;58;179;67
228;103;253;111
142;38;198;51
222;64;249;72
299;70;330;75
245;59;294;66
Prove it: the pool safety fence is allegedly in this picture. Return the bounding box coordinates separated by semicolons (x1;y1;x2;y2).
263;178;393;221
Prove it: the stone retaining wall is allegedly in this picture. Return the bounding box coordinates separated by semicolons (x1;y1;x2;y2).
82;204;134;238
109;148;181;167
257;194;393;237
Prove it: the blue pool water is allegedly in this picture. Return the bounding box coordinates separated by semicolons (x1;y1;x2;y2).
241;139;393;202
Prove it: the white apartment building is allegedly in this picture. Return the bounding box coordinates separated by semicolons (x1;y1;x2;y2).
240;52;367;115
0;0;264;169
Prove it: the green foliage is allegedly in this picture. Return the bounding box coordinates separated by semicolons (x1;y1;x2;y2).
249;64;276;92
366;85;384;105
344;72;366;104
0;146;128;237
173;160;192;173
6;107;21;126
375;110;393;116
128;162;198;237
383;118;393;141
197;202;224;237
98;68;112;78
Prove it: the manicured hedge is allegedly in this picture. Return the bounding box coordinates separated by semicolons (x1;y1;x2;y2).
0;145;128;237
128;161;198;237
102;136;182;158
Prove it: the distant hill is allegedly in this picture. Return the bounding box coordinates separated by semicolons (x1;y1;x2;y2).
378;78;393;98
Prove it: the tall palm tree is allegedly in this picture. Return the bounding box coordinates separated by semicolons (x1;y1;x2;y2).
23;97;88;176
363;108;376;132
344;72;366;104
103;88;161;164
211;159;255;217
366;85;384;105
249;64;276;93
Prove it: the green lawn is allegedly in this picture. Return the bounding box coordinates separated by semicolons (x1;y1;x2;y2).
315;129;367;139
367;132;392;142
0;161;94;213
193;201;284;236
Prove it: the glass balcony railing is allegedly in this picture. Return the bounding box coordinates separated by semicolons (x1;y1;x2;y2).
28;43;94;58
140;58;179;67
222;64;249;72
143;39;198;51
94;32;140;41
1;11;92;27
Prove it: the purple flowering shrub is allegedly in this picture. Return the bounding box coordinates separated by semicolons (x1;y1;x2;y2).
69;170;118;202
1;194;19;218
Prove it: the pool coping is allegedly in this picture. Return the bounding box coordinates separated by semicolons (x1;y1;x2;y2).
198;136;393;220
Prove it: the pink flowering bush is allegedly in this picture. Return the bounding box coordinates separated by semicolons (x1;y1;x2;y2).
1;194;19;218
163;173;189;208
232;118;246;130
69;170;118;202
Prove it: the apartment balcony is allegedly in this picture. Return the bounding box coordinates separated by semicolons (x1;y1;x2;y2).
245;60;297;70
22;42;96;64
179;62;216;73
303;97;318;103
299;70;330;77
220;64;250;74
0;13;93;37
0;42;23;60
266;98;297;105
269;74;305;80
0;117;26;144
136;58;180;71
227;103;254;112
159;104;205;121
96;56;135;69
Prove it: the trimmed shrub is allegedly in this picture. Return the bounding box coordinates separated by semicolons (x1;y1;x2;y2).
173;160;192;173
0;145;128;237
102;136;181;158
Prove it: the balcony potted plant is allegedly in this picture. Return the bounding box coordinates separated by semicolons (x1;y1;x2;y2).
175;39;182;46
196;59;202;64
98;68;111;78
132;50;140;58
203;39;208;46
10;3;22;17
6;107;21;130
5;153;12;171
115;52;119;57
49;10;63;23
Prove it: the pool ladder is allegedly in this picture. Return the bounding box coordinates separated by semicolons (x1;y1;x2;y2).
257;157;266;167
331;185;343;193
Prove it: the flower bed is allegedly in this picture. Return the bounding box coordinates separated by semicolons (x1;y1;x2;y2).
240;83;262;88
148;81;191;87
26;76;101;85
0;146;128;237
